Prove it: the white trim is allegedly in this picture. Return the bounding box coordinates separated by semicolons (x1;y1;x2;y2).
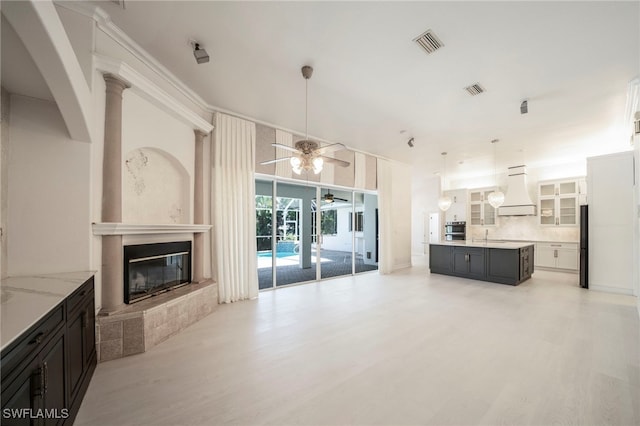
589;285;635;296
54;1;211;112
92;223;211;236
393;262;413;271
94;55;213;134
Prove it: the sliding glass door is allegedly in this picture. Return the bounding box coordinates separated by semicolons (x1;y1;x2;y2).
255;180;274;289
275;183;316;286
319;188;353;280
354;192;379;274
256;178;378;289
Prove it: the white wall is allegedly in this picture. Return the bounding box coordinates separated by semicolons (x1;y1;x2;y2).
7;94;91;275
121;90;195;224
634;130;640;311
411;174;440;255
389;161;412;270
588;151;635;295
1;88;10;279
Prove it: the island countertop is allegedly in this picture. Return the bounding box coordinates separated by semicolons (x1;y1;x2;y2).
1;271;95;351
430;241;534;250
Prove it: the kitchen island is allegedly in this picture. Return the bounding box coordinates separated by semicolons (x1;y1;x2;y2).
429;241;534;285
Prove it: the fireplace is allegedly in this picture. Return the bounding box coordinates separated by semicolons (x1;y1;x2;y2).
123;241;192;303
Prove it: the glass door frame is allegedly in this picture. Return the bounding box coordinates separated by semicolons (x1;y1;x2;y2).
255;174;378;290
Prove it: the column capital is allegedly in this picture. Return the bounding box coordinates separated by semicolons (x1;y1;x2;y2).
194;129;209;141
103;73;130;94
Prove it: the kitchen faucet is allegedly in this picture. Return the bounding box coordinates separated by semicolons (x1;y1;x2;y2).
484;229;489;242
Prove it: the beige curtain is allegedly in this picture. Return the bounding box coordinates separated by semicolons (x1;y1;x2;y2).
376;158;394;274
212;113;259;302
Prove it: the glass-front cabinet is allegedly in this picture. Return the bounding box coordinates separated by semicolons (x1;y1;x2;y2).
538;178;585;226
469;187;497;226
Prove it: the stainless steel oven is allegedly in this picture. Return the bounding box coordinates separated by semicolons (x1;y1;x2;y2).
444;221;466;241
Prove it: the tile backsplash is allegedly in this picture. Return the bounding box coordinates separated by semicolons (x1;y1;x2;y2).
467;215;579;242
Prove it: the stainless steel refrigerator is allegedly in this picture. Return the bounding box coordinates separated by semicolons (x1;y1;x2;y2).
579;205;588;288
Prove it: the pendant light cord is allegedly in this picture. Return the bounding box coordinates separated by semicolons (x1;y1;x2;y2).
491;139;498;186
442;152;447;191
305;78;308;141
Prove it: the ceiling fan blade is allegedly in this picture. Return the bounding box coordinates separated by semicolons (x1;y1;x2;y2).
321;156;350;167
315;143;346;155
334;197;349;202
260;157;292;165
271;143;302;154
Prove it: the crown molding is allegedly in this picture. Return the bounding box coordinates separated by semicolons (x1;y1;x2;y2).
95;55;213;134
55;1;392;160
54;1;212;114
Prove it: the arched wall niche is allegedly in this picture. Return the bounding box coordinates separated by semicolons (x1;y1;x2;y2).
122;147;190;224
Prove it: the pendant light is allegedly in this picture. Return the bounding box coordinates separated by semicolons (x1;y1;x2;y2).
487;139;505;208
438;152;452;211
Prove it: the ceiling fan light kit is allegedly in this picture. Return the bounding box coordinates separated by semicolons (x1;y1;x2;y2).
259;65;351;173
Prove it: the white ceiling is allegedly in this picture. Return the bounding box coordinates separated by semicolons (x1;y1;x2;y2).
6;1;640;181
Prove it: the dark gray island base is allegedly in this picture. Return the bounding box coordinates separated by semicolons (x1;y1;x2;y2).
430;242;534;285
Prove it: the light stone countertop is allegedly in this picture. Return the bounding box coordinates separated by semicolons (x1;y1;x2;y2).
1;271;95;351
429;241;535;249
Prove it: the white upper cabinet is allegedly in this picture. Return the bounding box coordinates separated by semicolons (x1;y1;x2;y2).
469;187;497;226
444;189;468;222
538;178;586;226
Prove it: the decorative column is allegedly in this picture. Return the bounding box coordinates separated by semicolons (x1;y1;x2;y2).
192;130;206;283
101;74;129;313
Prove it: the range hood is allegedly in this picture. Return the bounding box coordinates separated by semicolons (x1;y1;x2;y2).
497;165;537;216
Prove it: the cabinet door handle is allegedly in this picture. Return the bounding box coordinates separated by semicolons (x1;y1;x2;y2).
79;290;87;297
554;249;558;258
32;366;44;398
29;331;45;345
43;362;48;394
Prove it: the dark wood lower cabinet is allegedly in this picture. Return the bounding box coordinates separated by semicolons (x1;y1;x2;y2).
1;277;96;426
453;247;485;279
430;244;534;285
429;244;452;273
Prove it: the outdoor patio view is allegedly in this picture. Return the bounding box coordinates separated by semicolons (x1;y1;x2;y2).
255;180;378;289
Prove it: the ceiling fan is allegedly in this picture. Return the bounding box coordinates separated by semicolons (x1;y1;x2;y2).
260;66;350;174
321;191;349;204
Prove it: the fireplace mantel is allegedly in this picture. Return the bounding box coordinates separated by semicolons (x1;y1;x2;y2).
92;223;211;236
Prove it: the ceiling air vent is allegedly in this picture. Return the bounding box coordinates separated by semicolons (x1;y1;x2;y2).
413;30;444;54
464;83;485;96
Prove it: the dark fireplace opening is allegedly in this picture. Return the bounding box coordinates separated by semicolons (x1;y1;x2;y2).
124;241;192;304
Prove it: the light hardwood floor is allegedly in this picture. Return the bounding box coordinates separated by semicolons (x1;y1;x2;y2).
76;259;640;426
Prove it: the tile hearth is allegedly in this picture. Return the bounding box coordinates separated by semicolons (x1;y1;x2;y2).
96;280;217;362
